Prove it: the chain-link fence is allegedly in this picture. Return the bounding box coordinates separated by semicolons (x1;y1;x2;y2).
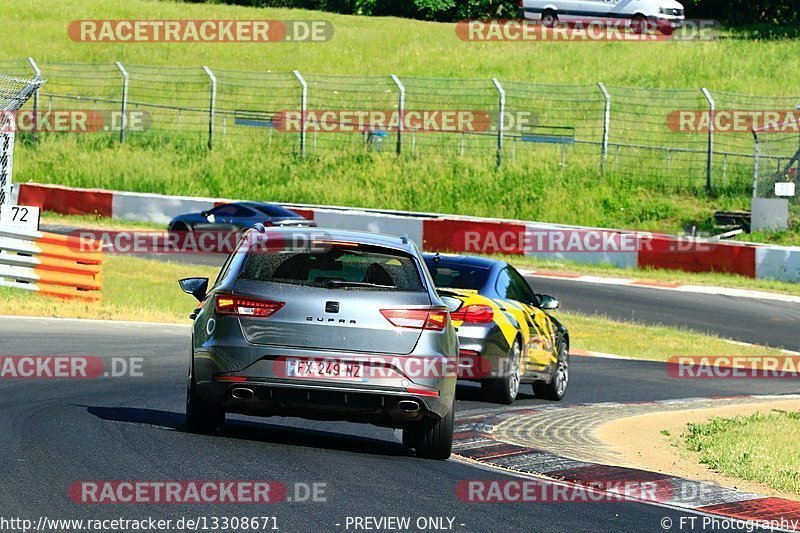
1;58;798;197
753;115;800;202
0;71;44;205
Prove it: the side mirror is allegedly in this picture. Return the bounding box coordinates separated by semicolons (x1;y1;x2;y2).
179;277;208;302
537;294;560;310
440;295;463;313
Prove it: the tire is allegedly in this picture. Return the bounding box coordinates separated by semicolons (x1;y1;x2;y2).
404;407;454;460
170;222;190;233
631;15;648;34
541;10;558;28
481;338;522;405
186;369;224;434
657;21;674;36
533;339;569;401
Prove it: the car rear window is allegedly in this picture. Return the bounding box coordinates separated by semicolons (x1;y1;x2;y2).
425;261;491;291
239;243;425;292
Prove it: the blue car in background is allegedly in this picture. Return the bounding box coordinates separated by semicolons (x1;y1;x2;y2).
168;201;315;233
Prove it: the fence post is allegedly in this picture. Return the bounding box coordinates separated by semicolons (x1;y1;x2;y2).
752;129;760;199
598;82;610;174
202;66;216;150
115;62;129;143
292;70;307;157
27;58;41;143
390;74;405;156
701;87;715;194
491;78;505;167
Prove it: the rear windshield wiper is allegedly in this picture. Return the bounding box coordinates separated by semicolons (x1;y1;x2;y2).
324;280;395;289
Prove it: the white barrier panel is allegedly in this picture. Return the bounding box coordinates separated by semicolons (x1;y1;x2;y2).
313;209;425;246
112;191;223;224
755;246;800;282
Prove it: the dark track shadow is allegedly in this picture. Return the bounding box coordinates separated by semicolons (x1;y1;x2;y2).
78;405;412;458
456;382;537;403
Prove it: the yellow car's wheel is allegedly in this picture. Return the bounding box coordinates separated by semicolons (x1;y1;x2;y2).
533;340;569;401
481;338;522;405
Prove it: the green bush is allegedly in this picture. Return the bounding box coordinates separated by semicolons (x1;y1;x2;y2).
683;0;799;25
190;0;520;21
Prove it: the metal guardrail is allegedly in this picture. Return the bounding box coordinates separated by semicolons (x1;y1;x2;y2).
0;228;103;301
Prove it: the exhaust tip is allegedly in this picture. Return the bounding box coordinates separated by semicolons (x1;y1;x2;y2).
231;387;254;400
397;399;421;414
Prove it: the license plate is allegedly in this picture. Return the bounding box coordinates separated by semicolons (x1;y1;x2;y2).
286;359;367;382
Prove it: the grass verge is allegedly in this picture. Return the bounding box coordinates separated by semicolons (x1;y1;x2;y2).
683;410;800;495
0;255;218;323
3;0;799;91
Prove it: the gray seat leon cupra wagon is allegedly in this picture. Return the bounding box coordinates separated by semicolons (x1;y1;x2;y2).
179;226;458;459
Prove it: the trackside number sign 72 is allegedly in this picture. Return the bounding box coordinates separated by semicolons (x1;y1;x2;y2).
0;204;40;232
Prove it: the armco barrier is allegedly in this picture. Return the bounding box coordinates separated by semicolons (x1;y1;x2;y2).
12;182;800;283
422;218;527;255
0;228;103;301
638;234;757;278
755;245;800;282
524;224;639;269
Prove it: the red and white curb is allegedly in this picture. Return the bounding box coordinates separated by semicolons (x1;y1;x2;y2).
452;396;800;530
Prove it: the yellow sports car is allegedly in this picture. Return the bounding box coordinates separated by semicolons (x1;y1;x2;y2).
423;253;569;404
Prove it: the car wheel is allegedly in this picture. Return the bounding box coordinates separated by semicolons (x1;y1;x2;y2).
541;10;558;28
481;338;522;405
657;20;674;36
533;339;569;401
170;222;190;233
404;407;454;460
631;15;648;34
186;368;224;433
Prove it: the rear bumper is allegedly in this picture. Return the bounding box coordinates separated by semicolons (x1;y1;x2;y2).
198;379;452;427
455;323;512;381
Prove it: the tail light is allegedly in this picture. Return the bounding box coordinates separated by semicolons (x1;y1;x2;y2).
381;309;448;331
450;304;494;324
405;385;440;397
215;293;285;317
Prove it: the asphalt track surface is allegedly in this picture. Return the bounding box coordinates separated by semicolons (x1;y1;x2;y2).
527;277;800;353
16;227;799;531
2;316;798;533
